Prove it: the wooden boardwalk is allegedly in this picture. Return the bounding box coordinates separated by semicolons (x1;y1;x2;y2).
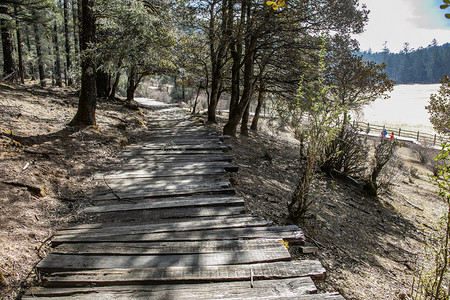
24;108;343;299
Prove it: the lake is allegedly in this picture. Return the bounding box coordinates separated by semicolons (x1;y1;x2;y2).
359;84;440;133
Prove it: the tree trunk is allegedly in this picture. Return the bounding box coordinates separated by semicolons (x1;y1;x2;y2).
14;5;24;84
25;28;36;80
69;0;97;126
126;67;136;102
96;69;110;98
53;20;62;87
32;15;45;86
251;79;265;131
1;6;16;81
64;0;73;86
108;72;121;99
207;68;221;124
223;34;257;136
192;86;201;114
72;0;80;56
240;102;251;136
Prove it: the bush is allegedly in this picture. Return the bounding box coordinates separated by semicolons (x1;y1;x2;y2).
322;124;370;178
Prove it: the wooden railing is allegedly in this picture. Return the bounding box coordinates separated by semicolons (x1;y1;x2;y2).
353;121;449;146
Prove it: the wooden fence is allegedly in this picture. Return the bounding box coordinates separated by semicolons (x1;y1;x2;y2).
353;121;449;147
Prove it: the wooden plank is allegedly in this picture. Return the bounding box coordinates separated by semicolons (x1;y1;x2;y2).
24;277;317;299
50;225;305;245
52;239;287;255
120;150;226;156
132;143;228;150
54;218;273;237
89;185;235;202
62;215;264;230
40;261;326;287
82;196;245;214
96;174;227;187
86;206;245;222
37;248;292;272
120;154;233;163
96;161;237;173
96;168;228;179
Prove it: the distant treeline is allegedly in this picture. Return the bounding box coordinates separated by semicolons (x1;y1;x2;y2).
360;42;450;84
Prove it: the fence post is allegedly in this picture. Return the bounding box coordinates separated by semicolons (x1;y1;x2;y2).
417;131;420;141
398;128;401;136
434;134;436;146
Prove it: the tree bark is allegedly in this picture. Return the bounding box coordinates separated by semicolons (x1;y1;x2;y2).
69;0;97;126
32;15;46;86
72;0;80;56
240;101;250;136
53;20;62;87
223;34;257;136
96;69;110;98
1;6;17;81
108;72;121;99
251;79;265;131
64;0;73;86
14;5;24;84
126;67;136;102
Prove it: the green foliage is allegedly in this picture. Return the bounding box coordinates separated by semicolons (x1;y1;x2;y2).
427;76;450;136
282;40;344;222
413;144;450;300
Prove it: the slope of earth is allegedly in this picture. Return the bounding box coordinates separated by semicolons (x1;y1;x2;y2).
219;119;445;300
0;82;156;299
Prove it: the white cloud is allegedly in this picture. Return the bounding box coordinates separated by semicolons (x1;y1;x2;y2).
354;0;450;52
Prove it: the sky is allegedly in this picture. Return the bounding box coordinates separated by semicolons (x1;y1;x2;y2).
354;0;450;53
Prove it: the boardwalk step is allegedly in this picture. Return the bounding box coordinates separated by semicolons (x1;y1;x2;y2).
97;161;238;173
52;239;288;255
39;261;326;287
54;217;273;237
95;168;228;179
86;206;245;222
50;225;305;246
89;185;235;202
37;248;292;273
83;195;245;214
24;277;318;299
121;154;233;163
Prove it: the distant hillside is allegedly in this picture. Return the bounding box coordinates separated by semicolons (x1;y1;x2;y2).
360;42;450;84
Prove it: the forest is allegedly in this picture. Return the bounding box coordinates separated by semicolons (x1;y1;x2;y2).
1;0;450;298
361;42;450;84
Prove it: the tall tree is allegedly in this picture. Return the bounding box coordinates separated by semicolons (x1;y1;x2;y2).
53;17;62;87
69;0;97;126
14;4;25;83
63;0;73;86
32;11;46;86
1;5;17;81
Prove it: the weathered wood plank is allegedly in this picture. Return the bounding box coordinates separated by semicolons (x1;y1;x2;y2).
24;277;317;299
50;225;305;245
54;218;273;237
120;149;226;156
86;206;244;222
62;215;264;230
89;184;235;202
96;168;228;179
126;144;230;151
52;239;287;255
120;154;233;163
82;196;245;214
40;261;326;287
96;161;238;174
37;247;292;273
